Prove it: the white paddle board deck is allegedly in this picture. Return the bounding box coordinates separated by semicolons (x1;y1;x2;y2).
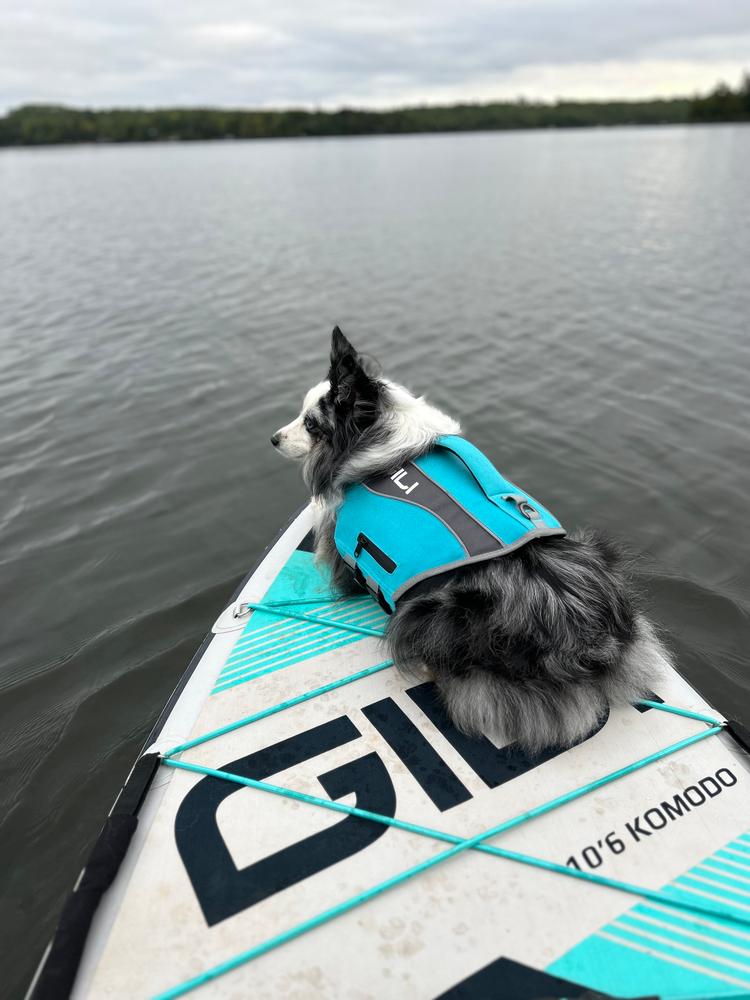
30;506;750;999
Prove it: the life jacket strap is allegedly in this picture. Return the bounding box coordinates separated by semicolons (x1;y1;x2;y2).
352;562;393;615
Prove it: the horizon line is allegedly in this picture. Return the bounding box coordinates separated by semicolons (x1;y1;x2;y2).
3;74;748;119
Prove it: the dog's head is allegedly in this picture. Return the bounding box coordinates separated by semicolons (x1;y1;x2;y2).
272;326;460;497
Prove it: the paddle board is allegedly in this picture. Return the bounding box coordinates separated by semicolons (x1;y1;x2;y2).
29;505;750;999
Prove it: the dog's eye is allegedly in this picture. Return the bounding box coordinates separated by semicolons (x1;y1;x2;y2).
303;414;317;434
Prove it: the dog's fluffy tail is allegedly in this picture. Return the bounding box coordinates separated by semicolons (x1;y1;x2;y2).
387;530;672;753
434;615;669;752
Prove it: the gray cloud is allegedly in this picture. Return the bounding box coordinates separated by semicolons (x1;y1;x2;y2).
1;0;748;112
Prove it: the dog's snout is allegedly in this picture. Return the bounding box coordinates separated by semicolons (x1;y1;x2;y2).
270;431;281;447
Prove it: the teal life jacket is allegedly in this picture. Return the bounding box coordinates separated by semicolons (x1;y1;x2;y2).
334;435;565;613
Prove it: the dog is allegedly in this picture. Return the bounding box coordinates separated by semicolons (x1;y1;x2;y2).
271;326;669;752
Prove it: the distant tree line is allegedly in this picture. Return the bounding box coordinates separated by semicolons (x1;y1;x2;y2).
0;75;747;147
688;74;750;122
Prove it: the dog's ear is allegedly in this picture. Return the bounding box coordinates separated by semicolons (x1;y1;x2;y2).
330;325;356;371
328;325;380;431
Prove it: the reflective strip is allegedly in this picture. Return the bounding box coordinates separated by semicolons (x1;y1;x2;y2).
364;461;502;556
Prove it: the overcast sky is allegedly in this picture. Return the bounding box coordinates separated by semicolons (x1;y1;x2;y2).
1;0;748;113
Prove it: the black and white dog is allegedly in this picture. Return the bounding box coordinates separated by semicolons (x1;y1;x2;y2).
272;327;669;751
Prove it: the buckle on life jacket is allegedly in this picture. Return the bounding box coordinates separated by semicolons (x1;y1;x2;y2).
501;493;541;520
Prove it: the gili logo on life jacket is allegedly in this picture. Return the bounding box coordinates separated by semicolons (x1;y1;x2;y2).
391;468;419;495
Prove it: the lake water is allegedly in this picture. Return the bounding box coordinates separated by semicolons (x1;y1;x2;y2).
1;125;749;996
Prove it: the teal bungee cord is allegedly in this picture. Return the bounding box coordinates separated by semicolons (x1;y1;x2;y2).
163;659;394;758
242;601;386;638
156;727;725;1000
164;727;736;924
264;595;348;607
154;599;731;999
637;699;721;727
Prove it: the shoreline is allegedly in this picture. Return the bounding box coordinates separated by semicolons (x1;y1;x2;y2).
2;118;749;152
3;83;748;147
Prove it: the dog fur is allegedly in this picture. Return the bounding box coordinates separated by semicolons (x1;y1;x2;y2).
272;326;669;752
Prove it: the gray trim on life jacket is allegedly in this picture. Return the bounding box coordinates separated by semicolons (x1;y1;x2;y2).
389;526;567;603
363;460;505;557
335;436;566;612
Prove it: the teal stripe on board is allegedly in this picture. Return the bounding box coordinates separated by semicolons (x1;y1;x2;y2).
603;923;750;983
224;610;373;665
675;876;750;907
635;903;750;947
659;885;750;920
717;849;750;870
212;632;382;694
719;850;750;870
692;864;750;893
706;858;750;882
218;617;383;686
226;607;337;658
550;930;750;997
220;607;385;676
615;913;750;971
226;598;376;659
212;550;386;696
213;633;376;694
548;829;750;997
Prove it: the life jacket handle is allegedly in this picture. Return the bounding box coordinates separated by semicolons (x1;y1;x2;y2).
435;435;518;510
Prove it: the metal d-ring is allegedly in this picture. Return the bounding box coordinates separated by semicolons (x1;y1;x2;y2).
231;600;252;620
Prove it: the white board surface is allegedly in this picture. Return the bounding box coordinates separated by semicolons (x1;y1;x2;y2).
71;506;750;1000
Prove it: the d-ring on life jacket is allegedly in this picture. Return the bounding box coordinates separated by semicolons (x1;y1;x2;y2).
334;435;565;614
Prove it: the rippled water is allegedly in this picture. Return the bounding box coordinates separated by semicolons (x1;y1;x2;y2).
1;125;749;996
